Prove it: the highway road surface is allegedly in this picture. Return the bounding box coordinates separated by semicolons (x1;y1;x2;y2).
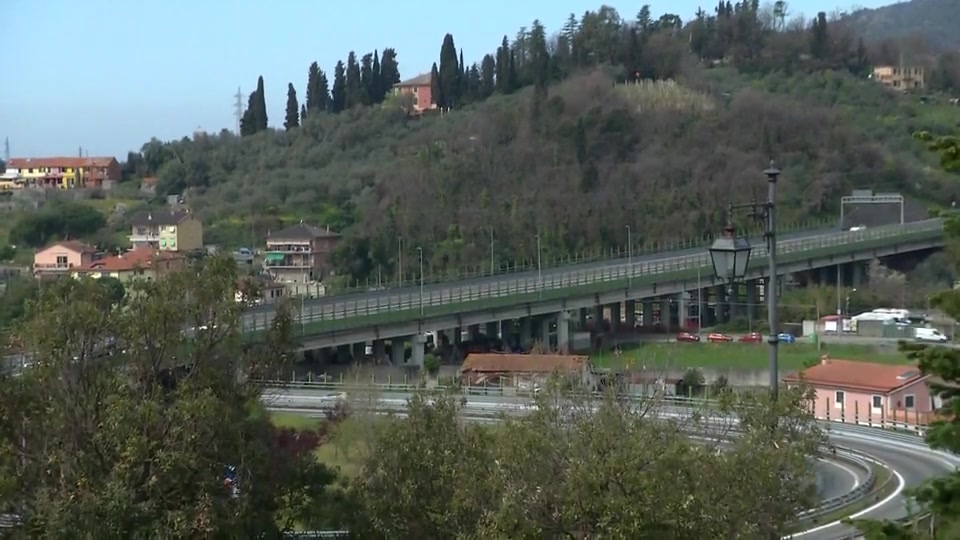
263;388;958;539
239;219;942;331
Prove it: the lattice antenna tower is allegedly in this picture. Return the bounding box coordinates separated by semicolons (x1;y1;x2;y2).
234;87;243;134
3;137;9;162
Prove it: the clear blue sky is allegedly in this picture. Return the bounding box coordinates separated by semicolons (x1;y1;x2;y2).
3;0;893;159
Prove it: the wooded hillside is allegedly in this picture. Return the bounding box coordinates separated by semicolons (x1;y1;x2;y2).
123;3;960;283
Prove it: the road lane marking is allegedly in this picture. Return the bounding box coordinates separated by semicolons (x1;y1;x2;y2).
820;457;861;490
786;468;905;538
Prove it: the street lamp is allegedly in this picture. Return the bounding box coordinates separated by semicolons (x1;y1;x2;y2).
489;228;495;276
397;237;403;286
708;161;781;400
417;247;424;317
626;225;632;289
535;234;543;297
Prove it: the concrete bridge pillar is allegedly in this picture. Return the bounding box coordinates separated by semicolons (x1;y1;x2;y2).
745;279;759;321
410;334;425;366
540;317;552;345
819;266;832;286
592;304;603;327
468;324;481;341
624;300;637;328
454;327;462;346
578;308;588;329
729;283;742;319
485;321;500;339
609;302;621;332
852;262;865;287
642;300;654;327
372;339;387;364
659;296;672;329
390;337;406;365
714;285;728;324
557;311;571;353
519;317;532;349
677;293;688;330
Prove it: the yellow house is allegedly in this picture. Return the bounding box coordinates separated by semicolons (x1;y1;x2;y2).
128;209;203;252
5;157;121;189
872;65;925;91
72;247;184;283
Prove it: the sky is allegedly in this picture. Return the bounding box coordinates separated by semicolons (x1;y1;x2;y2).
2;0;897;159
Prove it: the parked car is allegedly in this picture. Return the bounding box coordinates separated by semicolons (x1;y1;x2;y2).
676;332;701;342
739;332;763;343
707;332;734;343
778;332;796;344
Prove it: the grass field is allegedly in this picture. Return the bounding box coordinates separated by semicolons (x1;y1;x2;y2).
270;412;373;477
592;342;909;370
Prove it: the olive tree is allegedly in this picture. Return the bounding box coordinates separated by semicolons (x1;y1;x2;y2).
349;378;824;538
0;256;338;536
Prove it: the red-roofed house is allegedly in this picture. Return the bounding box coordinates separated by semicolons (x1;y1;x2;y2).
71;247;183;283
459;353;595;389
5;157;121;189
33;241;100;278
392;73;435;113
784;355;936;423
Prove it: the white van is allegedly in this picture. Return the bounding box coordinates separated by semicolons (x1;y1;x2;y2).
915;327;948;343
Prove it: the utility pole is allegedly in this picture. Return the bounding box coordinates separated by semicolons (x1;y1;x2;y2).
234;87;243;135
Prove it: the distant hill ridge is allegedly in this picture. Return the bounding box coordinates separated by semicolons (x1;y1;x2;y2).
844;0;960;50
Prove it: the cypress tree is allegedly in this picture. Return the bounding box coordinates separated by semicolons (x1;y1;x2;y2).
300;103;307;122
430;63;441;108
345;51;363;108
438;34;460;108
495;36;510;94
379;48;401;100
360;52;375;105
284;83;300;131
371;50;383;103
331;61;347;113
306;62;321;111
254;76;268;131
480;54;495;97
316;69;330;112
459;49;467;96
239;92;258;137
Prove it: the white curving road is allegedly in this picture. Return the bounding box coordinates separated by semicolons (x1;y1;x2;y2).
263;388;957;539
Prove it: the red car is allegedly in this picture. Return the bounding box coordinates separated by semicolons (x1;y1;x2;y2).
676;332;700;342
739;332;763;343
707;332;734;343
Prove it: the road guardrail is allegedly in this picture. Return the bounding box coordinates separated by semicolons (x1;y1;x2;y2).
243;219;944;331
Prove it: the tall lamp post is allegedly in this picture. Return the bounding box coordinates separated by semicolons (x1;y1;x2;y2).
417;247;424;317
626;225;632;289
708;162;781;400
535;234;543;297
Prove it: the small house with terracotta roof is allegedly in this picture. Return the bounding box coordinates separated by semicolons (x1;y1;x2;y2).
71;247;183;283
784;355;935;422
33;240;100;278
392;73;436;113
459;353;596;389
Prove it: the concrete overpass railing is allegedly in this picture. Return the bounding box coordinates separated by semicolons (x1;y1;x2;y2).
242;219;943;336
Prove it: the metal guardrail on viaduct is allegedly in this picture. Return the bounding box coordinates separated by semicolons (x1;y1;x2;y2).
242;219;944;336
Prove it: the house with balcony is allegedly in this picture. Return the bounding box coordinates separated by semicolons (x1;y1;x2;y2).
5;157;121;190
72;247;183;283
264;222;340;285
871;65;925;91
393;73;436;113
128;209;203;252
784;355;938;424
33;240;99;278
